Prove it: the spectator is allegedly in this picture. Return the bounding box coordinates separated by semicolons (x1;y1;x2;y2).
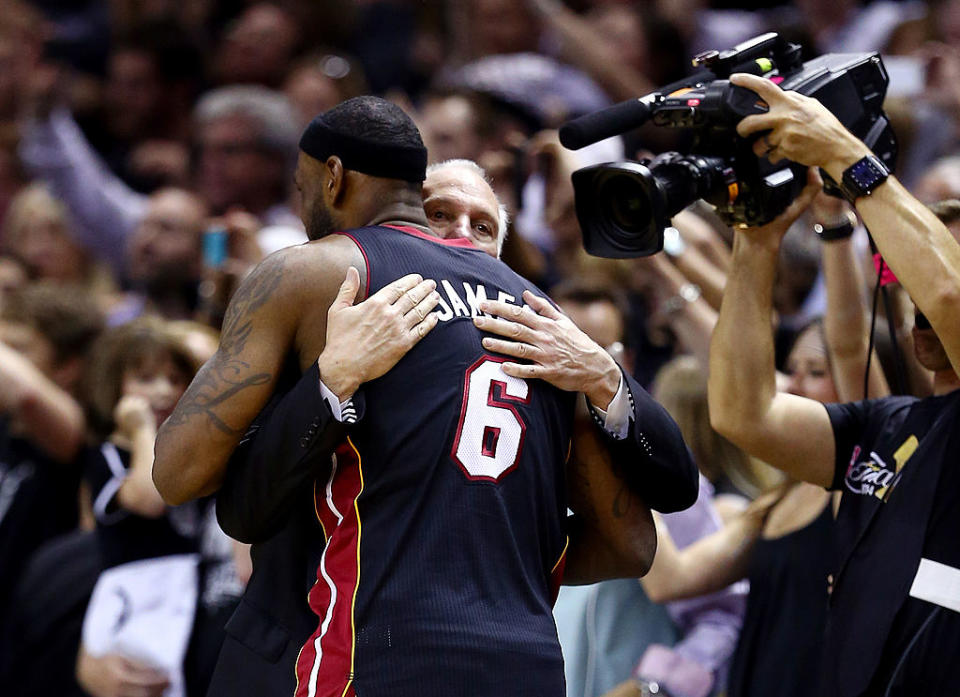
914;155;960;203
550;279;745;697
191;85;301;221
212;3;302;88
1;183;111;293
109;188;206;324
0;283;103;641
19;83;301;280
84;20;201;192
77;318;234;697
646;320;841;697
652;356;781;515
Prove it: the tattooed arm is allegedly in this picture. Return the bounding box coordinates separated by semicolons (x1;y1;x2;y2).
154;242;353;505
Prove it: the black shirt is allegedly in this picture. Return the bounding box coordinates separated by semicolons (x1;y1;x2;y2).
728;502;833;697
0;418;80;630
82;442;199;568
824;390;960;696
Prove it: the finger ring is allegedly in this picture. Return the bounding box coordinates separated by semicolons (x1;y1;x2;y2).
417;323;426;337
415;306;425;320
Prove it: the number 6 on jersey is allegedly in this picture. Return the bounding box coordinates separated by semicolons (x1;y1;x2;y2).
451;357;529;482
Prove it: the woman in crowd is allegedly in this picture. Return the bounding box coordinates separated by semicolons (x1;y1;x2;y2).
642;319;842;697
1;184;113;297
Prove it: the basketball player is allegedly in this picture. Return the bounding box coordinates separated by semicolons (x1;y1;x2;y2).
155;98;696;696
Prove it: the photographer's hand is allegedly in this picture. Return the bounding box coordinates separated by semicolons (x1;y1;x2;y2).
738;168;822;250
731;73;870;180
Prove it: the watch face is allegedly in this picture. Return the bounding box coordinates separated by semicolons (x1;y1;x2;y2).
844;156;890;197
849;159;883;186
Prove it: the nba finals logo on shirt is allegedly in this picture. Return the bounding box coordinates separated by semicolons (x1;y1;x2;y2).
844;436;918;501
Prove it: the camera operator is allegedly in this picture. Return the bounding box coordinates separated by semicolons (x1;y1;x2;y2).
708;71;960;696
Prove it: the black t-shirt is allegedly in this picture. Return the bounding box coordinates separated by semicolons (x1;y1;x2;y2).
0;418;80;628
81;442;199;568
728;502;833;697
824;390;960;696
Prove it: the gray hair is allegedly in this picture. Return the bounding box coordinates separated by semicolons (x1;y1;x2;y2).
194;85;299;165
426;158;509;254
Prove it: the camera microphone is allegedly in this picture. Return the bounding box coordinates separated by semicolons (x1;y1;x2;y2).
559;97;654;150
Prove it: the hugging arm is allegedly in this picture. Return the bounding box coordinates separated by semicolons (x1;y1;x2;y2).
216;269;440;542
153;248;319;505
476;292;699;514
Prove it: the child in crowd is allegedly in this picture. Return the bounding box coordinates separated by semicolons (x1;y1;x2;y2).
76;318;202;697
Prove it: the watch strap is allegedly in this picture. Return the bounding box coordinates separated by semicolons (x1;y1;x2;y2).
814;212;856;241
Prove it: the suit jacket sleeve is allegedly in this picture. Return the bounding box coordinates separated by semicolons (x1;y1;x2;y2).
597;369;699;513
216;361;364;543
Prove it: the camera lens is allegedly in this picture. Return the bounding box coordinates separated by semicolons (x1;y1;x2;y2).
599;174;652;235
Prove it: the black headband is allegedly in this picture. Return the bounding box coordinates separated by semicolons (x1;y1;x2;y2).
298;115;427;183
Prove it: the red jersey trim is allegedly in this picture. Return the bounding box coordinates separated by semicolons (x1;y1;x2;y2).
296;439;364;697
333;232;371;300
383;224;480;250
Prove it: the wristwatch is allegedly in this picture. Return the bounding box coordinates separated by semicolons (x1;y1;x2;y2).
840;154;890;202
814;211;856;241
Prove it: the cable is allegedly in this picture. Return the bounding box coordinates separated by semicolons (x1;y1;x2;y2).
865;257;882;400
864;228;908;398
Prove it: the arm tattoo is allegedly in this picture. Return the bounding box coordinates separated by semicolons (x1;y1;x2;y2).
612;483;631;519
165;254;286;434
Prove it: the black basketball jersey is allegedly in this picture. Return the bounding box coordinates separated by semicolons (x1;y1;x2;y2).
294;226;575;697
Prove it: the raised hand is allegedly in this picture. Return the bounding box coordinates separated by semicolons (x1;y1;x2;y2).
731;72;870;178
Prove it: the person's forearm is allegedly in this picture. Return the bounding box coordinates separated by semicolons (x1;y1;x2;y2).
526;0;654;102
708;234;779;445
822;236;890;400
673;247;727;312
19;108;145;276
669;299;718;371
117;426;166;517
819;143;960;372
643;512;759;602
0;343;83;462
565;406;658;583
856;179;960;354
563;513;655;585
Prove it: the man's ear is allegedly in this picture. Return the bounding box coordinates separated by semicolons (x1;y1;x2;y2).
325;156;346;205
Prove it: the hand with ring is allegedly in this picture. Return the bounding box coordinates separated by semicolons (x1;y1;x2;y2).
473;290;622;409
317;268;441;401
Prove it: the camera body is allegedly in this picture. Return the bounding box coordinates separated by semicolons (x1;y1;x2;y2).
563;33;897;258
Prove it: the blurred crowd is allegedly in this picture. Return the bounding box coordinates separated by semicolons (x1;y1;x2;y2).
1;0;960;696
